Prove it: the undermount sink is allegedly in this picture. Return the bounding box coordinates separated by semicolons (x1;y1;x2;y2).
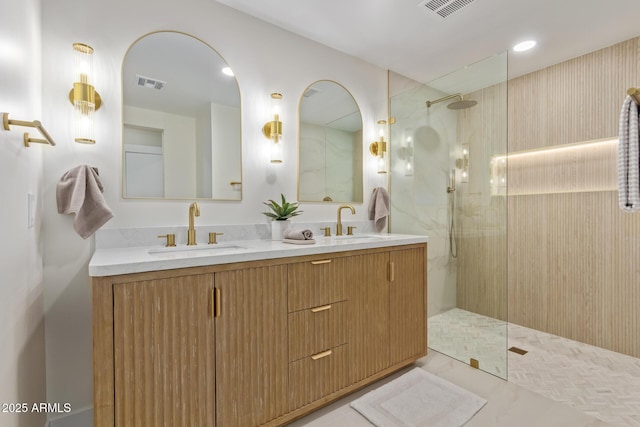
330;234;385;240
148;243;246;255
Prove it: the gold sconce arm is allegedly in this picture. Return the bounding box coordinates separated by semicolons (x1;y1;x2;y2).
2;113;57;147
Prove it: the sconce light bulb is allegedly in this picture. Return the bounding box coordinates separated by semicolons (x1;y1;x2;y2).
490;179;494;184
463;148;468;155
462;172;468;178
501;178;506;183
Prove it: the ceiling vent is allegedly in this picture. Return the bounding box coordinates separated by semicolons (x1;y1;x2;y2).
418;0;476;18
303;87;320;98
136;75;166;90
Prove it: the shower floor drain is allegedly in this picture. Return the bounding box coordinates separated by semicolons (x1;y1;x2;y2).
509;346;528;355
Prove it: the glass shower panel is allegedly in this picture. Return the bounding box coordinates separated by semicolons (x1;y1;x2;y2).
389;52;508;378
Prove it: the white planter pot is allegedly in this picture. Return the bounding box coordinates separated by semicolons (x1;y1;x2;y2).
271;220;290;240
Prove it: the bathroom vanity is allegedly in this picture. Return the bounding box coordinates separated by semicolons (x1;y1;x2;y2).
90;234;427;426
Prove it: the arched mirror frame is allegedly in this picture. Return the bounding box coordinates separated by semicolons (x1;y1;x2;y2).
297;79;364;204
121;30;243;201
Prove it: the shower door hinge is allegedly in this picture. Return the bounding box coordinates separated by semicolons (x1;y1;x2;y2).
470;358;479;369
389;116;396;125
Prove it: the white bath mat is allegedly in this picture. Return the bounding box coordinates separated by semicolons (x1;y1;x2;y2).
351;368;486;427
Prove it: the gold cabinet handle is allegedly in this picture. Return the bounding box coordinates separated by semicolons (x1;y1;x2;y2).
214;287;221;318
208;288;215;318
311;259;332;265
389;261;395;282
311;349;332;360
310;304;332;313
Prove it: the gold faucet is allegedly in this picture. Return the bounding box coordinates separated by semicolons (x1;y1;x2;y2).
187;202;200;246
336;204;355;236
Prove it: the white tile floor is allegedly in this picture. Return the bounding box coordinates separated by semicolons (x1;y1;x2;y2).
428;308;640;427
288;350;608;426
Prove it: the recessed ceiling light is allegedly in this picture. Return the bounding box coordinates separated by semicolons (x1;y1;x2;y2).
222;67;234;76
513;40;536;52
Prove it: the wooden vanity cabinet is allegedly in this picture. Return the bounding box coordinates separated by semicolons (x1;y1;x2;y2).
93;244;427;427
112;274;215;426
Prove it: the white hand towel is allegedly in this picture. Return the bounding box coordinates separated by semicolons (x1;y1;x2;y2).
56;165;114;239
368;187;390;232
618;95;640;212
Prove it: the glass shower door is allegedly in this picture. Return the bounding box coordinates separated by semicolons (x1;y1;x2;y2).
389;52;508;378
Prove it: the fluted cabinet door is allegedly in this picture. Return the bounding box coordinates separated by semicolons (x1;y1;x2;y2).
389;247;428;365
214;265;289;427
348;252;390;384
113;275;215;427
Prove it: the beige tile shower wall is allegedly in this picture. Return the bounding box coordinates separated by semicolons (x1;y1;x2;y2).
457;36;640;357
455;83;508;321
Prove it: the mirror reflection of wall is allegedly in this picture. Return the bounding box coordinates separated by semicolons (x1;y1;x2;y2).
122;31;242;200
298;80;363;203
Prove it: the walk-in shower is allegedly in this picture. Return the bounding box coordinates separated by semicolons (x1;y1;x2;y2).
390;52;508;378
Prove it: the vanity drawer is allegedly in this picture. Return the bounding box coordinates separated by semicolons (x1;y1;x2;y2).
288;344;349;412
288;257;347;312
288;301;347;362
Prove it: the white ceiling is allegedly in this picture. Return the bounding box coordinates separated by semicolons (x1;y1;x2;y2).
216;0;640;85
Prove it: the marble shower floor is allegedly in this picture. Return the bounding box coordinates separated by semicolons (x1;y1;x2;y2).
429;308;640;426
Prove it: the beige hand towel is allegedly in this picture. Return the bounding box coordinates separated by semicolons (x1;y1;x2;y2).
283;228;314;240
368;187;390;232
56;165;114;239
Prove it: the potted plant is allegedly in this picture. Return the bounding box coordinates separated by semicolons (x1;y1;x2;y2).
262;194;302;240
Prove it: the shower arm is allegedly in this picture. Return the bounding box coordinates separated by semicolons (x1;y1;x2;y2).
426;93;463;108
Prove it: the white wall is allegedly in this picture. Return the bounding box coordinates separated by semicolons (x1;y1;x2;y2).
40;0;388;419
124;105;197;198
0;0;47;426
210;103;242;200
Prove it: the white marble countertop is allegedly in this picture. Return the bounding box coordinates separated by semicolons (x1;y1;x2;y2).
89;233;428;277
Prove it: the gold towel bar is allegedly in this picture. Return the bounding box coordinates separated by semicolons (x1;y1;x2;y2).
2;112;57;147
627;88;640;106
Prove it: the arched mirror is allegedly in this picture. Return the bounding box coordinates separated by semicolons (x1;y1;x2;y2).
122;31;242;200
298;80;363;203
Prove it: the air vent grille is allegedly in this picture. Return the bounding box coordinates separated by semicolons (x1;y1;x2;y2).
303;87;320;98
136;75;166;90
419;0;476;18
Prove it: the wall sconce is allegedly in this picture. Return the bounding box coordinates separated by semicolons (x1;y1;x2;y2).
489;155;507;195
369;120;388;174
68;43;101;144
398;128;414;176
262;92;283;163
455;144;469;183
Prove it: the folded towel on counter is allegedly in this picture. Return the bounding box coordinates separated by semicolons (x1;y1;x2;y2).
283;228;314;240
56;165;114;239
618;95;640;212
368;187;390;232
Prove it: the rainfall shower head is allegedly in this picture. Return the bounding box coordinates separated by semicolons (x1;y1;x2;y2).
426;93;477;110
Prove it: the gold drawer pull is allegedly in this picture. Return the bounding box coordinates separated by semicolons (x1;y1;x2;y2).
311;350;332;360
310;304;332;313
311;259;332;265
